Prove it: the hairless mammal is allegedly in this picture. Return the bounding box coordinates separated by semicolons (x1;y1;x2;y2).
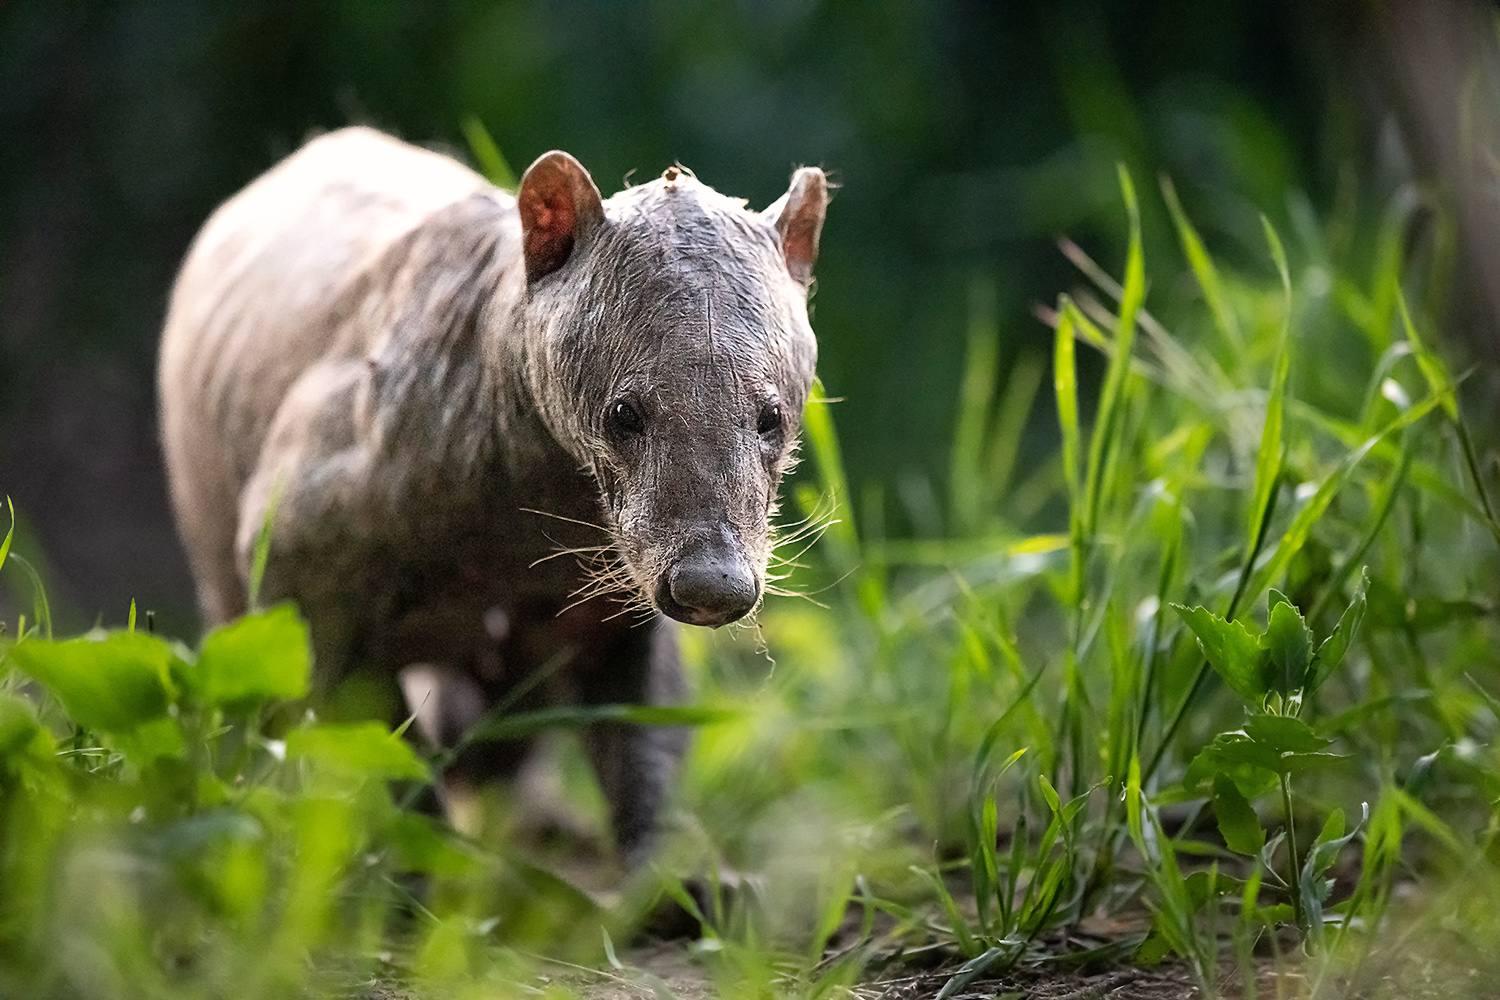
158;127;827;860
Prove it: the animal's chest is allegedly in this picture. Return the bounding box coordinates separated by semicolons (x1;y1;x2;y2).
370;510;636;700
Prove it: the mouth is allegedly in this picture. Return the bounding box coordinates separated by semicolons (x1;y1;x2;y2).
653;587;754;628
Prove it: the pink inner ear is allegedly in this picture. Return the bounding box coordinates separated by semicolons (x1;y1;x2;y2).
523;190;578;281
775;169;827;286
782;210;820;286
784;222;816;276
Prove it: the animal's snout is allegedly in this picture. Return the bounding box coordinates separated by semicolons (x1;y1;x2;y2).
654;543;759;628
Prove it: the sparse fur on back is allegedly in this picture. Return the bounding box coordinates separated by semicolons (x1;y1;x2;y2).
158;127;827;860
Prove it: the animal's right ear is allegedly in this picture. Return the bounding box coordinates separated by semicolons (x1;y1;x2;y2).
762;166;828;288
518;151;605;283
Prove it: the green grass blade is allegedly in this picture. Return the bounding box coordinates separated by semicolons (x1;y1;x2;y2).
8;555;51;641
984;353;1045;513
1255;395;1443;594
1308;428;1410;624
1396;291;1457;421
912;864;977;957
951;279;1000;536
459;115;518;191
1054;298;1085;616
1161;174;1240;348
974;793;1000;934
1005;811;1027;928
0;497;13;574
935;945;1015;1000
1453;412;1500;550
247;476;284;613
1054;298;1082;521
1082;165;1144;539
1246;218;1292;565
803;378;859;552
1262;214;1292;303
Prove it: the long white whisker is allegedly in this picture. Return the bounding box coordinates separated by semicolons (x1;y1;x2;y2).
519;507;612;532
529;543;614;568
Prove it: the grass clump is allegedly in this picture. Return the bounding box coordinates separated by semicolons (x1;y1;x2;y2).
680;167;1500;996
0;569;589;998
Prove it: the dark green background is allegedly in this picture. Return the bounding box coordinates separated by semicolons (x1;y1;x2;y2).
0;1;1454;633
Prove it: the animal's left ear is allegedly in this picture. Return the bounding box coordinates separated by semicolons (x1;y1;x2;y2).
762;167;828;288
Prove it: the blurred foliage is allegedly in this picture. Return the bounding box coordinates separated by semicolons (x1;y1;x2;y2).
0;0;1387;628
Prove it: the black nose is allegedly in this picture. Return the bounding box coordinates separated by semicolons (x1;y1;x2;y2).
655;545;759;628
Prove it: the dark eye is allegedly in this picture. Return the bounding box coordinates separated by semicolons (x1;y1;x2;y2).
757;403;782;436
609;398;645;435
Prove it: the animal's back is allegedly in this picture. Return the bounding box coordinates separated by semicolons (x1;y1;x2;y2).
159;127;493;623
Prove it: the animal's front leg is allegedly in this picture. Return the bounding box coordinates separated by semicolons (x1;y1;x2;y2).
235;361;393;684
576;618;689;866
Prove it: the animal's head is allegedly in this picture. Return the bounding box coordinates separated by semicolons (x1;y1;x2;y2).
513;151;827;627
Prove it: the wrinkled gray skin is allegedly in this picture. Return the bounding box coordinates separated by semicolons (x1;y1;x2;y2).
158;128;826;861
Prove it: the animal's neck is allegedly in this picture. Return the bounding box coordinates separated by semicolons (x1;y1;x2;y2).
478;286;557;470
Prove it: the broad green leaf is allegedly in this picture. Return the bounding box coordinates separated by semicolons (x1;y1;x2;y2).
1242;713;1334;754
286;721;429;781
1135;927;1172;965
8;631;176;732
1255;903;1296;926
1182;868;1242;910
1311;570;1368;692
1186;722;1343;794
1185;735;1278;796
1314;808;1345;848
140;755;201;821
124;715;187;760
1300;804;1366;945
386;813;478;877
1212;772;1266;856
0;694;50;758
1171;604;1270;703
194;604;311;706
1264;594;1313;695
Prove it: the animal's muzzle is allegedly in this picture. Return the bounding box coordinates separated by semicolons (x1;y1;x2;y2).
654;540;759;628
